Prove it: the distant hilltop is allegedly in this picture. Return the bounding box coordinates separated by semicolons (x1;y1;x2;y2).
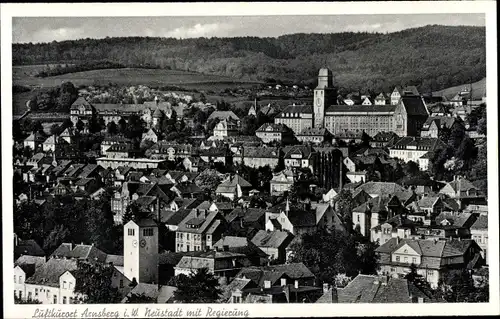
13;25;486;93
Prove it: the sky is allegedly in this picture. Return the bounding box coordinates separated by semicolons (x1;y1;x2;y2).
13;14;485;44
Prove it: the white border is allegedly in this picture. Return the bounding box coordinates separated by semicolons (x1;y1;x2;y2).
2;2;498;318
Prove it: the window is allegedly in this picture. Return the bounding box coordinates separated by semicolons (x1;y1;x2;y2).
69;297;73;304
69;282;73;289
357;215;360;222
28;292;32;300
143;228;154;236
404;257;408;263
412;257;417;264
233;295;241;303
396;256;400;262
187;245;190;252
19;291;22;299
128;228;135;236
35;288;38;296
63;296;67;304
19;276;23;284
53;295;57;304
63;281;67;289
187;234;190;240
14;275;16;283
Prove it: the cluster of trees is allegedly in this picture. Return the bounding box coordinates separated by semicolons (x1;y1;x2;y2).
289;226;379;285
13;25;485;93
34;60;126;78
28;82;79;112
404;265;489;303
313;150;344;190
14;195;123;256
430;105;487;192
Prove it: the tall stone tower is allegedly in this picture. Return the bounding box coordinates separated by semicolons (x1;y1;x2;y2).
314;68;337;128
124;219;159;284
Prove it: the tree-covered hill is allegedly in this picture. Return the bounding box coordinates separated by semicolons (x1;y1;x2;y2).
12;25;485;93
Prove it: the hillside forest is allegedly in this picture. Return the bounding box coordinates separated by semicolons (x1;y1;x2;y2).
12;25;485;94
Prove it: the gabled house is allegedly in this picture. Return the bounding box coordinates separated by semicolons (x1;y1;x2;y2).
175;209;227;252
215;174;252;200
251;230;294;263
470;216;488;265
270;169;294;196
376;238;482;288
24;132;46;151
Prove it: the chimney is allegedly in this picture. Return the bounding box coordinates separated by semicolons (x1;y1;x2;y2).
264;280;271;289
281;278;287;287
294;280;299;289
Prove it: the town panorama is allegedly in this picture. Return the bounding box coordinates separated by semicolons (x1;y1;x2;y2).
12;25;488;305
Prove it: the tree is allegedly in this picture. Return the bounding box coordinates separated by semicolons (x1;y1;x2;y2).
435;270;488;302
86;198;115;252
122;202;152;225
125;114;145;139
332;189;355;229
289;228;379;285
404;263;433;297
75;119;85;132
118;118;127;135
73;261;121;303
57;82;78;112
169;268;222;303
107;121;118;135
195;169;222;192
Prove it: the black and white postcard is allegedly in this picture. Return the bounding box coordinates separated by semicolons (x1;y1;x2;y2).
2;1;498;318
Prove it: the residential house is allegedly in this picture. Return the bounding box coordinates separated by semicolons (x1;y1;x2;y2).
317;274;433;303
354;182;407;199
225;207;267;238
141;128;158;144
207;111;240;124
376;238;482;288
215;174;252;200
255;123;295;144
251;230;294;263
59;128;74;144
213;119;239;140
213;236;269;266
405;196;445;225
389;137;446;168
182;157;200;172
352;195;406;239
371;214;416;245
470;216;488;265
232;146;282;169
296;128;332;144
370;132;400;148
174;249;252;284
374;93;387;106
420;116;464;139
24;132;46;150
393;95;429;137
270;169;294;196
175;209;227;252
283;145;316;172
266;201;317;236
439;176;484;207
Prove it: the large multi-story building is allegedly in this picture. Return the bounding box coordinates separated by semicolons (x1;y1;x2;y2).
274;68;429;137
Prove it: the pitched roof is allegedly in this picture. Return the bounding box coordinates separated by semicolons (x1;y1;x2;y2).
25;258;78;287
400;96;428;116
15;239;45;258
256;123;290;133
236;147;280;159
105;254;124;266
207;110;240;122
65;244;108;263
471;215;487;230
277;104;313;115
251;230;293;248
355;182;406;196
336;274;431;303
435;212;475;228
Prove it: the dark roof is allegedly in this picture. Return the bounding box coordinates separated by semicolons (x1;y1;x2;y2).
277;104;313;115
401;96;428;116
105;254;124;266
50;243;73;258
136;218;158;227
390;137;446;151
25;258;78;287
335;274;431;303
251;230;293;248
226;207;266;224
471;215;487;230
15;239;45;258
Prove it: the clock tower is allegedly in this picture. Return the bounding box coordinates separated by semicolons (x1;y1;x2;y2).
124;219;159;284
314;68;337;128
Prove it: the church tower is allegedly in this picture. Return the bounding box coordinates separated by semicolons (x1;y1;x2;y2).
124;219;159;284
314;68;337;128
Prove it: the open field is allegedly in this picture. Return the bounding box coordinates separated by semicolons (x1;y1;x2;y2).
12;67;262;89
433;77;486;100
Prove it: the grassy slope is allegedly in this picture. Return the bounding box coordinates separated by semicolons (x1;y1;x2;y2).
12;67;262;88
433;78;486;100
